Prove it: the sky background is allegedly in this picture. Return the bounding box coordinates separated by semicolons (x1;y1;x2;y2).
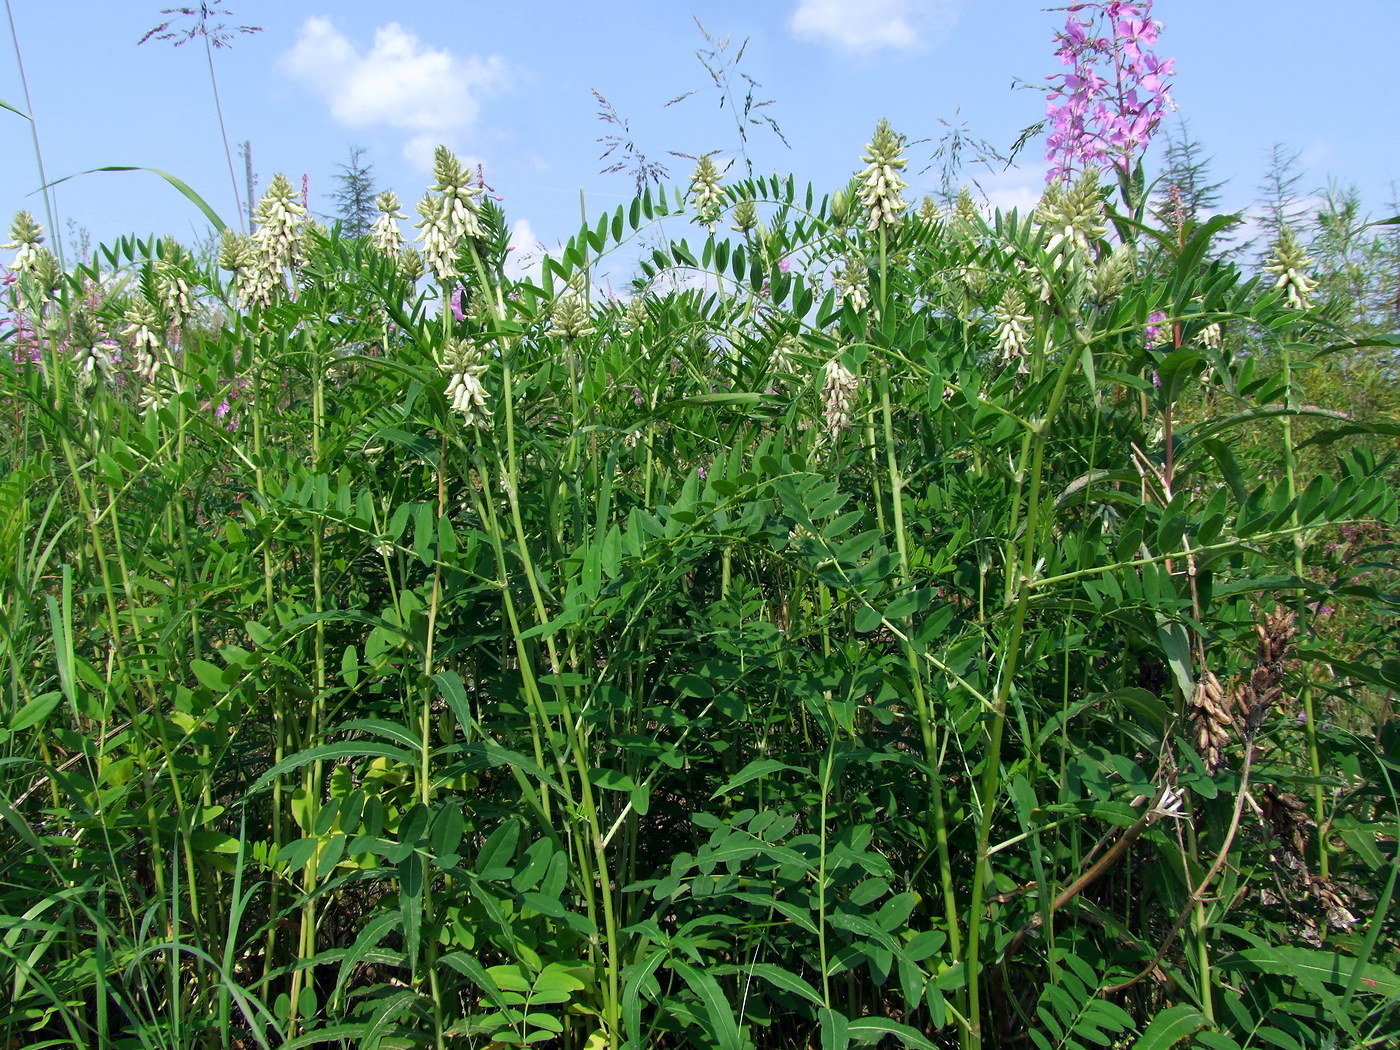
3;0;1397;275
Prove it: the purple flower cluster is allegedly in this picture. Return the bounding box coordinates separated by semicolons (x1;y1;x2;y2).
1145;309;1168;347
1044;1;1175;182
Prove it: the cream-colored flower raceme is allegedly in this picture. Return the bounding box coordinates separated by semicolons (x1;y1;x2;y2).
618;294;649;336
819;357;860;441
917;195;943;226
548;289;596;340
1264;224;1316;310
1198;321;1223;350
122;296;162;383
415;193;459;283
431;146;485;242
730;197;758;234
398;247;425;282
857;119;908;233
834;254;868;313
993;286;1033;373
218;228;251;271
953;187;980;227
440;338;490;426
1037;167;1107;269
688;154;725;231
245;174;308;307
1088;241;1136;306
252;174;307;268
370;190;408;257
770;331;799;375
69;310;116;389
4;211;45;273
156;259;192;329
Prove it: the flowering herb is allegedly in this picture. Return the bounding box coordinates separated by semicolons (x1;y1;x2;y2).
1044;1;1175;183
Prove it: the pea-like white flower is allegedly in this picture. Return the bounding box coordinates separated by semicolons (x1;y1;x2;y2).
371;190;408;258
834;254;868;313
820;357;860;441
69;311;117;388
993;286;1033;373
1264;224;1316;310
857;119;908;233
431;146;485;242
1037;168;1106;269
156;261;192;327
122;297;162;382
440;338;490;426
416;194;459;282
246;174;307;306
3;211;45;273
1088;241;1136;306
688;154;725;231
547;290;595;340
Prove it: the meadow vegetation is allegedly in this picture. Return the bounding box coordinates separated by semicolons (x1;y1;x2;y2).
2;4;1398;1048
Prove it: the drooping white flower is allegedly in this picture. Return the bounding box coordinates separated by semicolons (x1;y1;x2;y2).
440;338;490;427
122;296;162;383
820;357;860;440
3;211;45;274
1264;224;1316;310
370;190;408;258
688;154;725;231
857;119;908;233
993;287;1033;373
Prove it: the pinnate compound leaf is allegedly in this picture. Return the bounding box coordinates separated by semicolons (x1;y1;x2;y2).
710;758;808;799
742;962;824;1006
847;1016;938;1048
671;960;744;1050
1130;1003;1211;1050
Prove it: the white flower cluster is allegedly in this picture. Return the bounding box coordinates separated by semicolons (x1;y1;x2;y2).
371;190;408;258
416;148;485;283
440;338;490;427
820;357;859;441
993;287;1033;373
857;119;908;234
1264;225;1316;310
688;155;725;232
122;297;162;383
3;211;44;274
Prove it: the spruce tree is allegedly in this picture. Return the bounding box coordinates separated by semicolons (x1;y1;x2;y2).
329;146;378;239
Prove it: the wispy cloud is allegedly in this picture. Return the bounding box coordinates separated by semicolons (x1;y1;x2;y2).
788;0;961;56
281;17;510;169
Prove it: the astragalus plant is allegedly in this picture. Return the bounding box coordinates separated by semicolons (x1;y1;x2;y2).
1;123;1397;1050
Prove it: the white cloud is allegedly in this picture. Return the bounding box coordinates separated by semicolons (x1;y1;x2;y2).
789;0;961;56
281;17;509;169
979;164;1049;217
504;219;546;282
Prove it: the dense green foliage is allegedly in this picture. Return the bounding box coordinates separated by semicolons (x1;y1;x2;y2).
1;143;1398;1050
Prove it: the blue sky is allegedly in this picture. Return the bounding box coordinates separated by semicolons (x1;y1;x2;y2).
3;0;1397;270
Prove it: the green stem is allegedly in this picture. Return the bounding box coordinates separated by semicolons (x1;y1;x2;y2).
1280;340;1328;879
964;327;1085;1049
